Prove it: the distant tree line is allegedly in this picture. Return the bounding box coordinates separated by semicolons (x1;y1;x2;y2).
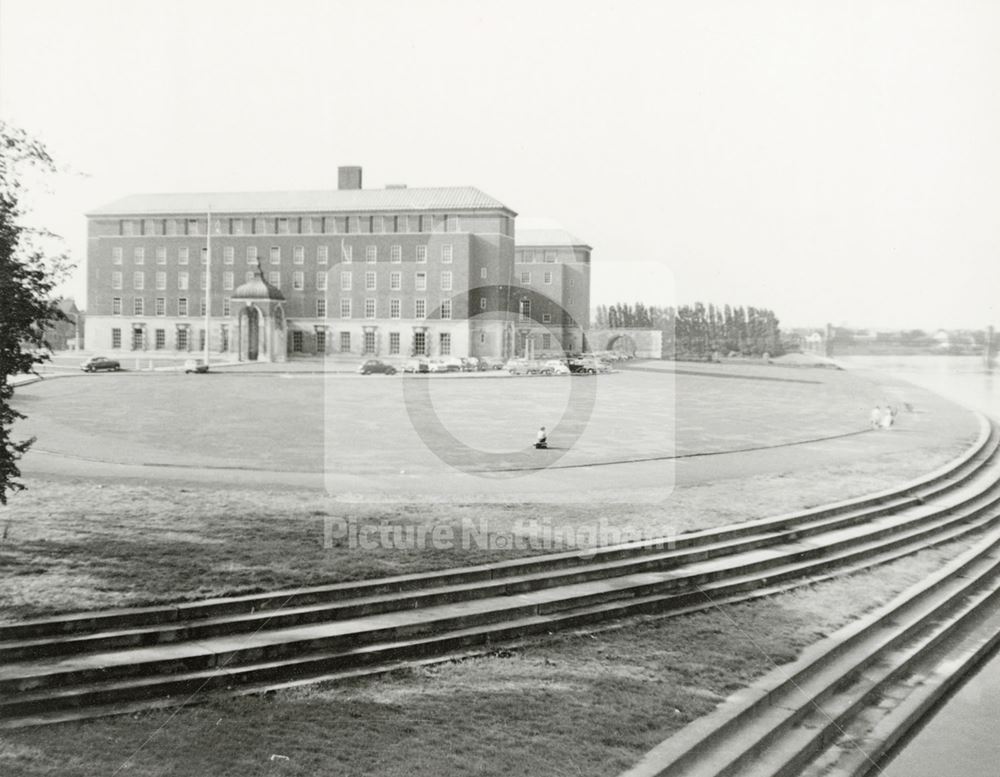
593;302;783;359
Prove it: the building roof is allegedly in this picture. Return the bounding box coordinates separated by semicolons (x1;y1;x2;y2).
87;187;515;217
516;227;591;250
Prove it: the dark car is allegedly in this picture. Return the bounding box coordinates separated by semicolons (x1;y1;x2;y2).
359;359;397;375
567;358;597;375
80;356;121;373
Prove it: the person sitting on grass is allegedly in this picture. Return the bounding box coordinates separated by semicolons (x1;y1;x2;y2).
535;426;548;449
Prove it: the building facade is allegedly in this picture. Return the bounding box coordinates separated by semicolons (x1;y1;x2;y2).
85;167;589;361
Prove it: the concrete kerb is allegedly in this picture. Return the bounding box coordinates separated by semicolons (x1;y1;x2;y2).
618;522;1000;777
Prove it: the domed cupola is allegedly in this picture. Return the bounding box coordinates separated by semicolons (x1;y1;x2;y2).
233;262;285;301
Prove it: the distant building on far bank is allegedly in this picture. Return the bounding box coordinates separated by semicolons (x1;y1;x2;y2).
84;167;591;362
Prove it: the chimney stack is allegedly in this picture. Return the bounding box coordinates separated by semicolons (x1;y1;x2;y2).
338;166;363;190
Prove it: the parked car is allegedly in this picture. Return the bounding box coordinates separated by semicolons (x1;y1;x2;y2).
541;359;571;375
80;356;120;373
358;359;397;375
479;357;506;371
567;358;597;375
505;358;546;375
428;358;462;373
184;358;209;374
402;358;429;373
460;357;480;372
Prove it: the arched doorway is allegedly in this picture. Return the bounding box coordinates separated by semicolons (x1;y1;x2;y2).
606;334;638;357
241;305;262;361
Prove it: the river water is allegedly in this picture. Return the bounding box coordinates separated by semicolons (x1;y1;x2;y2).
839;355;1000;776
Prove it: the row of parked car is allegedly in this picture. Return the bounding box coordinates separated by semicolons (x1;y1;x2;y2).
359;354;618;376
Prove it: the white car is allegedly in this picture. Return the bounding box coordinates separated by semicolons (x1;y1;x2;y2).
541;360;570;375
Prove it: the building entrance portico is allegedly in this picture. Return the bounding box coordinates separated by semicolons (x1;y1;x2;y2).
231;263;287;363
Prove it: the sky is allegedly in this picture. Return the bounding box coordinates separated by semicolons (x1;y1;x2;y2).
1;0;998;331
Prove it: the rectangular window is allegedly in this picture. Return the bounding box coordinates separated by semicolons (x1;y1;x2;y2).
316;299;327;317
112;247;123;265
413;330;426;355
270;246;281;264
544;271;553;284
365;271;376;291
178;298;188;316
542;313;552;324
480;297;487;310
416;245;427;264
122;221;134;236
155;271;166;290
155;329;166;350
232;219;244;235
364;298;376;319
441;244;453;263
415;298;426;318
156;246;166;264
111;328;122;348
340;331;351;351
187;219;200;235
480;267;487;280
440;332;451;356
294;246;305;264
415;272;427;291
246;246;257;264
390;245;402;263
134;272;144;290
200;272;208;291
340;299;352;319
365;245;377;263
176;327;188;350
390;299;401;319
133;297;144;316
520;271;531;285
292;331;304;352
179;247;189;265
341;244;352;264
278;218;290;234
268;271;281;288
246;271;255;283
112;297;122;315
389;332;400;355
544;251;557;263
519;298;531;322
302;218;314;234
178;271;189;290
165;220;177;236
201;247;209;266
223;246;234;265
199;299;207;316
223;297;231;316
112;271;122;290
317;245;329;264
293;271;304;290
542;333;552;350
441;271;452;291
223;271;234;291
363;329;376;353
390;271;401;290
155;297;165;316
441;299;452;320
316;272;328;291
316;330;325;352
341;271;352;291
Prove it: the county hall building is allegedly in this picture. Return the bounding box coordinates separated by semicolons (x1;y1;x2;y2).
85;167;591;362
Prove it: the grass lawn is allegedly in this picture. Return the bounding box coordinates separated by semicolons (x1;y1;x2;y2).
0;438;967;620
0;537;980;777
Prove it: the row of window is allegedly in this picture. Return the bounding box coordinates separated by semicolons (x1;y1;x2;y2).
111;270;333;292
107;296;483;321
516;250;561;264
108;327;461;358
111;267;566;294
118;214;474;237
111;243;457;266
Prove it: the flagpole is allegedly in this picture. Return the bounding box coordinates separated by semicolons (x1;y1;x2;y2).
204;206;212;366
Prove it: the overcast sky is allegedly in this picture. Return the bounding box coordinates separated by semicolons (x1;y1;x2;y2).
1;0;998;331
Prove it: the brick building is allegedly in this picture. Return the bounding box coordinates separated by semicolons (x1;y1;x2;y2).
85;167;589;361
